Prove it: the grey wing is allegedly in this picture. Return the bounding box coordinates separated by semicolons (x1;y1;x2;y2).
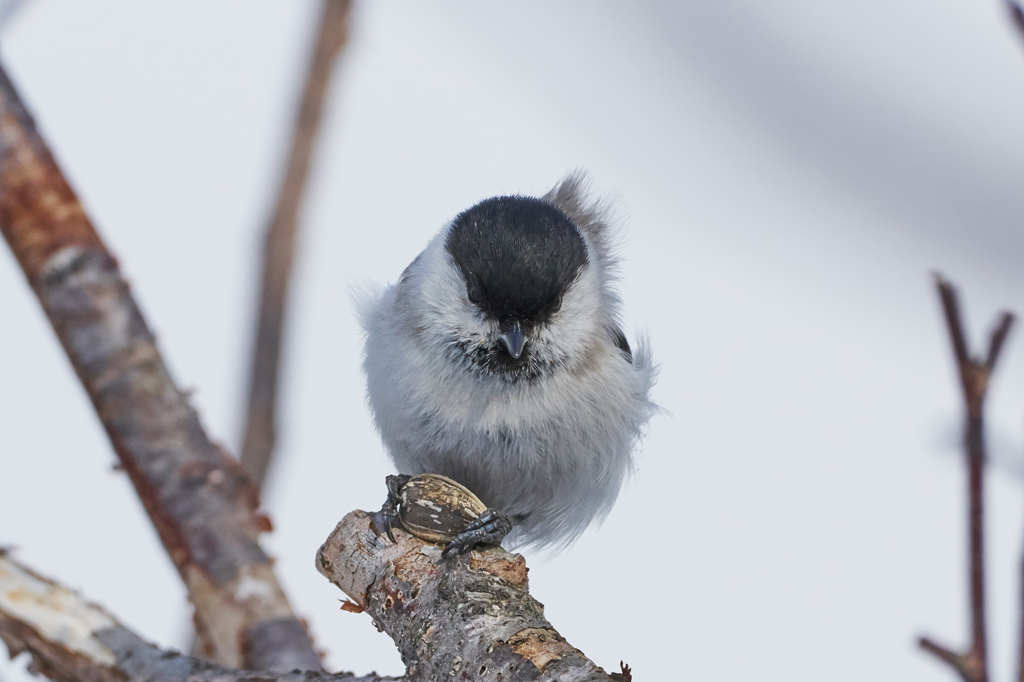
609;325;632;363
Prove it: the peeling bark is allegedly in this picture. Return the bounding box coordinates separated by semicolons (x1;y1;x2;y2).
0;64;318;670
317;511;621;682
0;554;392;682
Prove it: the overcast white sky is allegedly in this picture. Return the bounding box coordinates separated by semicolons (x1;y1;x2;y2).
4;2;1024;680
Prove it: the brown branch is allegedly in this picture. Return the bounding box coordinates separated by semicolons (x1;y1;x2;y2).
4;510;629;682
919;275;1015;682
239;0;352;489
0;64;318;670
0;553;392;682
316;510;622;682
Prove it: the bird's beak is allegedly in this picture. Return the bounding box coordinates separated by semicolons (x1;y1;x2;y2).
498;320;525;359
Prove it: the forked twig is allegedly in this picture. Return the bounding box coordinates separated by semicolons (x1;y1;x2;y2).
918;275;1014;682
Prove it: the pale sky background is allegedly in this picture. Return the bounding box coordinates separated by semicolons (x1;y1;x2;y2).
3;2;1024;680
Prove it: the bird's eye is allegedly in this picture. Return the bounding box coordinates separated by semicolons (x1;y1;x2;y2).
545;294;565;317
466;280;484;306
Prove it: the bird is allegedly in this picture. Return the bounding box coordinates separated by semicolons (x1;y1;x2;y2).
358;174;656;551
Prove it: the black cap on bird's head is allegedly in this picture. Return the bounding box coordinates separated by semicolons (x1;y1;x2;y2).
445;196;588;360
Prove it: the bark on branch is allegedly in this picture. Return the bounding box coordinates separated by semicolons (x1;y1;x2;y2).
316;510;628;682
2;514;630;682
0;552;391;682
0;64;318;670
240;0;352;490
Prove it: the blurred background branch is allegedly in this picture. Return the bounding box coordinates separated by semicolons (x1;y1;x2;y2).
239;0;352;491
0;552;390;682
0;64;319;671
1008;1;1024;48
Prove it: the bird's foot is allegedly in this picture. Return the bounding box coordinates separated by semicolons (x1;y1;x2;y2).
442;508;513;557
376;474;411;542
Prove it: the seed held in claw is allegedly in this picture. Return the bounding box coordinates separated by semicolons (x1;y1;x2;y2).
387;473;488;544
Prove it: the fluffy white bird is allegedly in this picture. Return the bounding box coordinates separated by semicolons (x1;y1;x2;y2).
359;175;656;551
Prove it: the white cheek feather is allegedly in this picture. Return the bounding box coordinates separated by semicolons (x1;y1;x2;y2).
531;263;603;371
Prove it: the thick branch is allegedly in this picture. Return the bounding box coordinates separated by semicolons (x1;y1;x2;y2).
0;553;391;682
0;64;318;670
240;0;352;489
317;511;623;682
920;276;1014;682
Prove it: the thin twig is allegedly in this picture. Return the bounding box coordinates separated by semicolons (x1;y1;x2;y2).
919;275;1014;682
0;64;318;670
0;554;391;682
240;0;352;489
1008;1;1024;48
920;637;969;672
1019;546;1024;682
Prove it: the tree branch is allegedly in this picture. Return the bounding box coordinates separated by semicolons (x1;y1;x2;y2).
317;510;624;682
0;63;318;670
3;511;631;682
0;552;392;682
919;275;1014;682
240;0;352;490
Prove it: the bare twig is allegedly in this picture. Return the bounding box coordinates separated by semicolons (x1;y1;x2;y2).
1019;546;1024;682
240;0;353;489
1008;1;1024;48
919;275;1015;682
317;510;621;681
0;554;392;682
0;64;318;670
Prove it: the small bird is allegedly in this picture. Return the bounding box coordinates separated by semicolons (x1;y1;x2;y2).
359;174;656;551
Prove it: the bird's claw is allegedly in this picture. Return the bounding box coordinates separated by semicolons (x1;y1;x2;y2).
442;508;513;558
379;474;411;543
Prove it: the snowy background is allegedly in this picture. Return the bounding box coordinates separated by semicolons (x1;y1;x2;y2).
3;1;1024;680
